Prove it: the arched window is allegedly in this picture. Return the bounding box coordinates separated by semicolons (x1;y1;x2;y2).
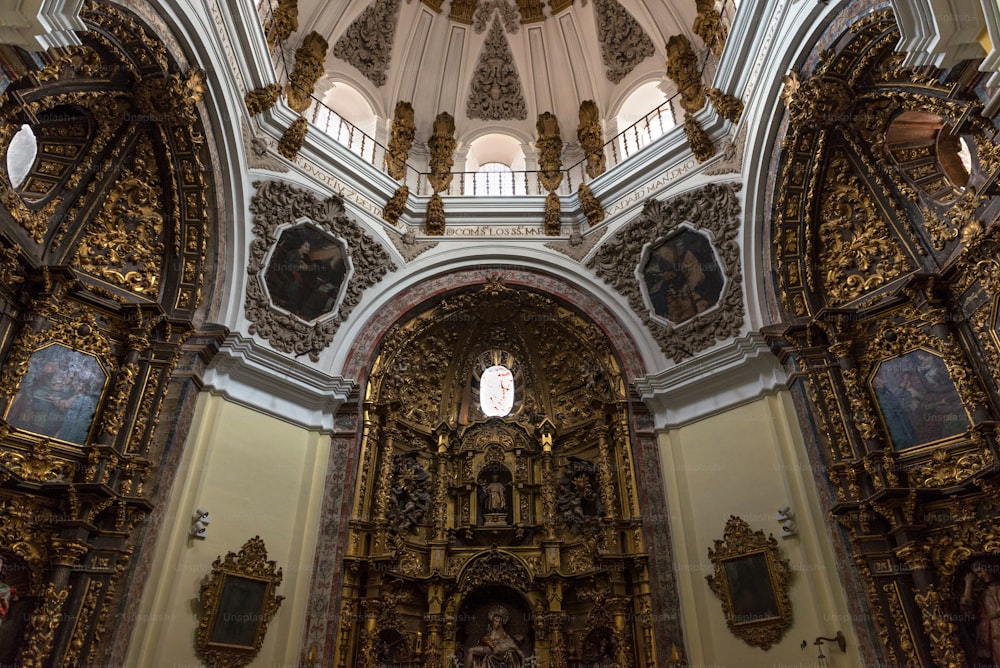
6;124;37;190
466;134;525;195
315;83;377;156
615;81;676;158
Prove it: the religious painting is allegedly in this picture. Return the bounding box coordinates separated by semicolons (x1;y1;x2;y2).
640;228;725;325
5;343;107;445
263;224;350;322
196;537;283;668
870;349;968;451
207;575;269;647
706;516;792;649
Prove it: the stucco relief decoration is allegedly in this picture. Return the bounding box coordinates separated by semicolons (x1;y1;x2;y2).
473;0;521;33
587;184;744;361
244;181;396;361
332;0;402;87
592;0;655;84
466;17;527;121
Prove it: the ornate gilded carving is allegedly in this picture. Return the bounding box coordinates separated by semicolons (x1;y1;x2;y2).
545;192;561;236
333;0;402;87
578;183;604;227
426;193;446;235
244;83;281;115
577;101;605;179
386;101;416;180
72;134;165;296
665;35;704;113
706;87;743;124
17;583;70;668
64;579;103;667
0;440;73;482
244;181;396;360
705;516;793;650
135;67;206;126
536;112;563;192
383;185;409;226
264;0;298;48
387;455;431;534
914;585;966;667
196;536;284;668
278;117;308;159
683;115;715;163
466;17;527;121
693;0;727;57
427;112;457;193
817;152;909;304
587;184;744;361
592;0;654;83
780;68;853;132
911;448;995;487
286;31;329;114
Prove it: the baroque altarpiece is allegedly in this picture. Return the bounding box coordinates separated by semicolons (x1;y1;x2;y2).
0;2;220;664
769;9;1000;667
337;278;671;667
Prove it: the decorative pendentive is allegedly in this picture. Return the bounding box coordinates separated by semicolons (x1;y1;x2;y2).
577;100;606;179
466;17;527;121
386;101;416;180
592;0;655;83
473;0;521;33
73;134;165;297
587;184;744;361
333;0;402;87
706;516;793;650
285;31;329;114
195;536;284;668
244;181;396;360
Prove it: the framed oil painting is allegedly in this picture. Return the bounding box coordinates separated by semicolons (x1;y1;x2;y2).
196;536;283;668
706;516;792;649
263;224;350;322
870;348;968;451
4;343;107;445
639;228;725;325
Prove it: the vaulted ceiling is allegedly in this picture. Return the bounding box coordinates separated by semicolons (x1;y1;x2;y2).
292;0;700;145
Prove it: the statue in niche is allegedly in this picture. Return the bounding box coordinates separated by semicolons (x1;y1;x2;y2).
556;457;604;534
387;455;431;534
478;463;512;527
960;559;1000;668
465;605;525;668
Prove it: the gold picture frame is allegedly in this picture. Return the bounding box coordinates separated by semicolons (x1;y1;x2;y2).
706;516;792;649
196;536;284;668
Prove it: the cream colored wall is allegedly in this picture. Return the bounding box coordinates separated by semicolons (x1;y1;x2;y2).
127;392;331;667
661;391;861;667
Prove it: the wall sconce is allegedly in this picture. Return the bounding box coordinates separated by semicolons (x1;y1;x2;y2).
776;505;797;537
191;507;210;539
802;630;846;667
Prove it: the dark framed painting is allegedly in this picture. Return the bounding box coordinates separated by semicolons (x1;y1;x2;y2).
640;228;725;325
870;348;968;451
196;536;283;668
263;224;350;322
706;516;792;649
208;575;269;648
5;343;107;445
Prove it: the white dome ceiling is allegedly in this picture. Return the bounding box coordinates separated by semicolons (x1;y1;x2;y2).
292;0;700;147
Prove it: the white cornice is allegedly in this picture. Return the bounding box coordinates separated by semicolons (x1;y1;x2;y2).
0;0;85;51
200;333;356;431
634;333;787;430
